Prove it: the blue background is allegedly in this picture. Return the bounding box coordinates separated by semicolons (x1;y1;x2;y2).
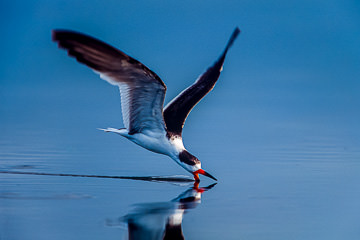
1;0;359;137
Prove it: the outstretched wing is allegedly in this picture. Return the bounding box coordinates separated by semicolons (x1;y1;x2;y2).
52;30;167;134
163;27;240;136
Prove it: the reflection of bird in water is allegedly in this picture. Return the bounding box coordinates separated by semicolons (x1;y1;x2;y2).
53;28;239;181
110;183;215;240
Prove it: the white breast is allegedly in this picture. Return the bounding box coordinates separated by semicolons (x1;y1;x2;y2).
122;131;187;161
127;132;173;156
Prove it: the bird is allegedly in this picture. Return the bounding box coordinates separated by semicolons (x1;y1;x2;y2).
52;27;240;182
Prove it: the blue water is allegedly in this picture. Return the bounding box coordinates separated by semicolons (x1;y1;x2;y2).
1;0;360;239
1;84;359;239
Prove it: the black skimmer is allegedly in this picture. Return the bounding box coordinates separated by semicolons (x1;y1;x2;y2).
108;183;216;240
52;27;240;182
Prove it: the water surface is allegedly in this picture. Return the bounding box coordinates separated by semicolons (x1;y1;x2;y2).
1;87;359;240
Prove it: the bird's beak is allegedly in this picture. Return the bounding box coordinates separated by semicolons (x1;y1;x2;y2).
193;169;217;181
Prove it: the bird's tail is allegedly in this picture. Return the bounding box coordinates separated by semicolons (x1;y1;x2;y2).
97;128;127;135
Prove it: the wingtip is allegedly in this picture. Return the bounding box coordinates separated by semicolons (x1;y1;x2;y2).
51;29;57;41
51;29;81;42
51;29;63;41
225;27;241;51
234;27;241;37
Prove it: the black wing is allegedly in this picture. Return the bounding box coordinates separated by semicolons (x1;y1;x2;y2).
52;30;167;134
163;27;240;136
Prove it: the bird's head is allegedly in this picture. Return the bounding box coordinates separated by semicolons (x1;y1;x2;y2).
178;150;217;182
